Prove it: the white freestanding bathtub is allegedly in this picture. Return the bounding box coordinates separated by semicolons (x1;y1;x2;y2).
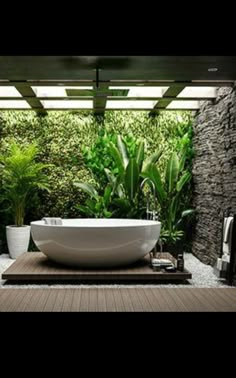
30;219;161;268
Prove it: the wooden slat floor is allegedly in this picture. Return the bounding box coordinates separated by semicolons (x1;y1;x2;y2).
2;252;192;282
0;288;236;311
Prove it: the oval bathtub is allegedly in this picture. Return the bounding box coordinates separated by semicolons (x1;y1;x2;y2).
30;219;161;268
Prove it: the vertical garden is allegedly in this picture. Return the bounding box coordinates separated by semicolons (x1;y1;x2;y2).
0;110;193;254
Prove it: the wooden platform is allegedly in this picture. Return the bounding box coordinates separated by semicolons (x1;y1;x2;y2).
2;252;192;282
0;287;235;312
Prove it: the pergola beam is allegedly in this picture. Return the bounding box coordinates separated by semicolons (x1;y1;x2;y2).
0;79;233;111
14;85;46;113
93;82;109;115
150;86;187;115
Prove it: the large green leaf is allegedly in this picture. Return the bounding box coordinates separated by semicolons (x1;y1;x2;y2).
117;135;129;168
143;163;166;204
142;150;162;173
170;195;179;223
103;210;113;218
175;209;195;227
112;198;132;218
125;158;139;201
103;185;112;207
113;198;132;213
74;182;98;199
176;171;191;192
179;149;187;172
104;168;115;184
135;140;144;171
109;142;125;176
181;209;195;218
165;152;179;194
86;199;98;215
105;169;124;198
76;204;94;217
115;181;125;198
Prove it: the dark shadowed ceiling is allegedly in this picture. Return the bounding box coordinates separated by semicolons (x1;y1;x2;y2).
0;56;235;113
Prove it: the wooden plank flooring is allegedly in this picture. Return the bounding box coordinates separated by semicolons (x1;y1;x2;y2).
2;252;191;282
0;288;236;312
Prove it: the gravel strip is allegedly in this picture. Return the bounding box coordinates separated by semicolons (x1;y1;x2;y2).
0;252;232;288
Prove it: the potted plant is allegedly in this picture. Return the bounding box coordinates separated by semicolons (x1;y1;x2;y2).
0;141;50;259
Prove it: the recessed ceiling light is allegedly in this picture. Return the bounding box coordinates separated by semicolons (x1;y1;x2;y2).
208;67;218;72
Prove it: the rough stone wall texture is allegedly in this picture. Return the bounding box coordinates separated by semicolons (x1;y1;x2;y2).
192;86;236;265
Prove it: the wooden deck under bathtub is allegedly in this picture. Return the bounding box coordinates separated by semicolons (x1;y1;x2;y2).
2;252;192;282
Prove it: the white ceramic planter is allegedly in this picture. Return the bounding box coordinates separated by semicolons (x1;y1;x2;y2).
6;225;31;259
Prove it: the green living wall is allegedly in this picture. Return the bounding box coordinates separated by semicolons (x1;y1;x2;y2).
0;110;193;251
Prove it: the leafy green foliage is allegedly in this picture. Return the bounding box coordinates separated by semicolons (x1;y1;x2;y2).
0;141;50;226
0;110;193;253
144;149;194;248
0;111;97;222
82;128;138;190
75;183;113;218
77;135;162;219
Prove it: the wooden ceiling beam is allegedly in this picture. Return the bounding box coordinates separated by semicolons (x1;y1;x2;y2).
149;86;186;115
14;85;46;113
93;82;108;115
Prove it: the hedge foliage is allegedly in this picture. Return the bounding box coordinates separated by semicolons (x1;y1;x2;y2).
0;110;192;227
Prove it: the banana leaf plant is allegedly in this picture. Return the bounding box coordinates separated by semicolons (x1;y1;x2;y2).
105;135;162;218
74;182;114;218
143;151;194;248
74;135;162;219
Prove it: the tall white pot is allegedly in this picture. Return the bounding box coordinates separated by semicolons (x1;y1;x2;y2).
6;225;31;259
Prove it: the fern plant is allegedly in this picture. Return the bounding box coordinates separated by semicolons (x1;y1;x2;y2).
0;142;51;226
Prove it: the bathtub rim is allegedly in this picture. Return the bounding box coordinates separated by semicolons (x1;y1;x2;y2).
30;218;161;229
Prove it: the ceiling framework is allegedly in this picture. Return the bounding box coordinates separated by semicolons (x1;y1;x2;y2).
0;80;234;113
0;56;235;113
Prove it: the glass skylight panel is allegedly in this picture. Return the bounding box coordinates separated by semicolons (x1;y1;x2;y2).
32;86;93;97
167;101;200;109
0;87;22;97
106;100;158;109
0;100;30;108
40;100;93;109
109;86;169;97
177;87;217;98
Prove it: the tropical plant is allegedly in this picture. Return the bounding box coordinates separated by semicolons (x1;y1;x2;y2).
74;182;113;218
106;135;162;218
0;142;51;226
82;129;138;191
143;150;194;249
75;134;162;218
